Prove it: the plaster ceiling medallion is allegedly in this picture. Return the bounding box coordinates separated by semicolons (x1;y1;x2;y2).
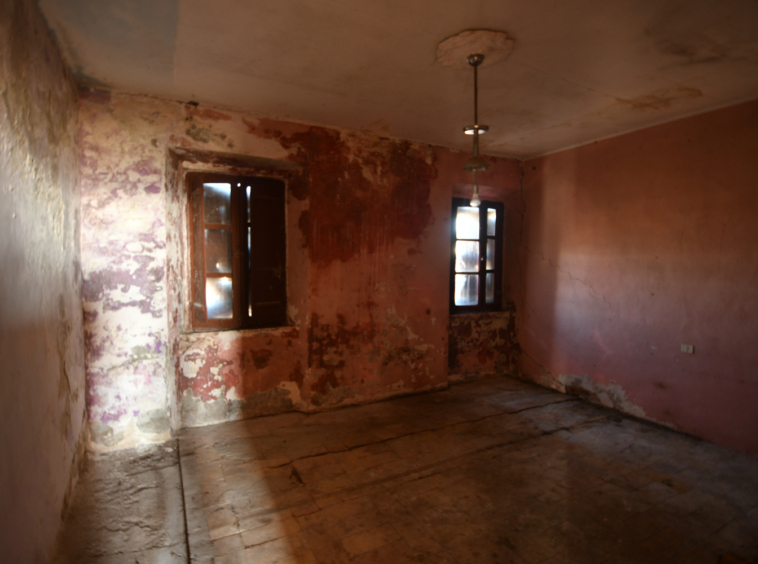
436;29;514;70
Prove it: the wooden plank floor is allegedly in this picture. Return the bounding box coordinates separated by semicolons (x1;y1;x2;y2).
56;376;758;563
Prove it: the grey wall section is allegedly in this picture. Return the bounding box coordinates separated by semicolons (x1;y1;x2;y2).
0;0;86;562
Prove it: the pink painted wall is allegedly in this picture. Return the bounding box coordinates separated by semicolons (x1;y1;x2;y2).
519;99;758;456
0;0;86;561
79;91;522;445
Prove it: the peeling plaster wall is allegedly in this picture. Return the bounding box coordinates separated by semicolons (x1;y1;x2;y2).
448;307;520;382
79;91;522;442
0;0;86;562
519;99;758;456
79;91;173;450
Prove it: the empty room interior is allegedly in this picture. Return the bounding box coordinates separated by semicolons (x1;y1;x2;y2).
2;0;758;562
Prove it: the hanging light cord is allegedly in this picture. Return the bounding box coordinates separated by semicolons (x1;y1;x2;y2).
465;54;486;207
473;61;480;158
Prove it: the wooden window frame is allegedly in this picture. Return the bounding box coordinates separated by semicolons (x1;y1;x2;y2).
188;172;287;330
450;198;504;314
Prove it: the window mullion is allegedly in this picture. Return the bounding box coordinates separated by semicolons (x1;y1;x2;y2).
230;182;243;326
479;205;487;308
494;203;503;309
200;179;209;323
240;178;252;328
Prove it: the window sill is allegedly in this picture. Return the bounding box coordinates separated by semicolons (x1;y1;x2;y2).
450;310;509;319
181;324;296;337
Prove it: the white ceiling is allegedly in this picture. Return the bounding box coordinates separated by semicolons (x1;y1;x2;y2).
39;0;758;158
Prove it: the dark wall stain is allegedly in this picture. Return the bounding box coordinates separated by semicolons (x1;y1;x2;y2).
382;345;425;367
615;86;702;111
57;295;73;439
251;349;273;369
565;385;592;398
248;120;436;267
308;313;377;395
288;170;309;201
298;209;310;245
185;123;214;143
240;387;294;419
644;9;748;68
185;106;232;121
78;87;112;105
291;360;304;387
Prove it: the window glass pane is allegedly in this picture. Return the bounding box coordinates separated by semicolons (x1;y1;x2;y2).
206;277;233;319
486;272;495;304
204;229;232;273
191;188;205;321
486;239;495;270
203;183;231;224
246;185;251;223
456;207;480;240
455;241;479;273
454;274;479;306
487;209;497;236
247;226;253;317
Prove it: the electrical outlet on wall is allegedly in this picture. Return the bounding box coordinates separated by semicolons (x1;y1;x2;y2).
681;344;694;354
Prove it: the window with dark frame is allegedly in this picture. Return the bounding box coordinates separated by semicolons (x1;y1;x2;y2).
450;198;503;313
189;173;287;330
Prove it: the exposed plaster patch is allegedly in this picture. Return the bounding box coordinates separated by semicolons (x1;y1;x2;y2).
310;383;357;408
279;381;303;406
181;389;227;427
181;386;297;427
556;373;663;424
386;306;419;340
288;304;300;324
136;409;170;434
88;420;124;448
88;417;170;452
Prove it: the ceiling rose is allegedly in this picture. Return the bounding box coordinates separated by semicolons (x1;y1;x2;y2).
436;29;514;70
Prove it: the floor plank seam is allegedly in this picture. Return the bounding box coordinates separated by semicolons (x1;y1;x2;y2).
177;440;194;563
260;397;581;469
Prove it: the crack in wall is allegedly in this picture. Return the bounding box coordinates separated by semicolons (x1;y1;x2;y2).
519;345;552;379
524;247;612;310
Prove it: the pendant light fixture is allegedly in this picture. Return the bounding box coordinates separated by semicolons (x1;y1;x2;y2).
436;29;514;207
462;53;489;207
